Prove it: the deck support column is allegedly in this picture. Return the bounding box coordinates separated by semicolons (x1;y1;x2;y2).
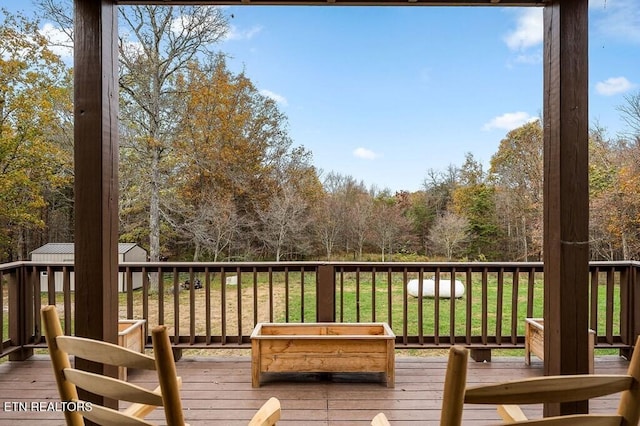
543;0;590;417
317;264;336;322
73;0;119;410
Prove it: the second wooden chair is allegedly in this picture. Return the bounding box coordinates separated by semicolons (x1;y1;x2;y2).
440;335;640;425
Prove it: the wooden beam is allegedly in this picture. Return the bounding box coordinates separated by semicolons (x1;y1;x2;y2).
74;0;120;409
116;0;545;6
542;0;589;417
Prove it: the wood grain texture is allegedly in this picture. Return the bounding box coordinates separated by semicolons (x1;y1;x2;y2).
0;354;630;425
542;0;590;416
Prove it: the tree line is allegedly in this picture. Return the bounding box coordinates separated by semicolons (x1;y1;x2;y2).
1;6;639;263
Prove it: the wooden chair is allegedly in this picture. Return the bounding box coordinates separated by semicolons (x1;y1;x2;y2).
41;305;186;426
440;335;640;425
248;397;281;426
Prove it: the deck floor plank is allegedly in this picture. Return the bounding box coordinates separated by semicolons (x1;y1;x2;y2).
0;354;629;425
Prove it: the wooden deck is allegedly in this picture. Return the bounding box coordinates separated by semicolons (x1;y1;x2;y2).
0;353;630;425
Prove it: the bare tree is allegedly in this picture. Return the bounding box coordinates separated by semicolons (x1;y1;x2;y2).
163;194;239;262
618;91;640;137
348;192;374;260
369;195;413;262
256;185;310;261
36;1;229;261
313;194;342;260
427;212;469;261
118;6;228;261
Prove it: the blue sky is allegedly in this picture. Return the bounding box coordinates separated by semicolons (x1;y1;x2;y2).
6;1;640;192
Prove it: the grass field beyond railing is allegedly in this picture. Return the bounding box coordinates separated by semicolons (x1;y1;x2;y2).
0;261;637;360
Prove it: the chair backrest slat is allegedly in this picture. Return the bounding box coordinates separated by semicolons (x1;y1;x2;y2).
62;368;164;406
464;375;633;404
82;404;157;426
57;335;157;370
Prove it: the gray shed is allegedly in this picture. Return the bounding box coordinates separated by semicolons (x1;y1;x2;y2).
31;243;147;292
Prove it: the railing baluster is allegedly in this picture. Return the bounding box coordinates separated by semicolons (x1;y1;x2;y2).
221;267;226;345
339;267;345;323
402;267;408;346
300;266;305;323
356;267;361;323
158;268;165;326
142;266;149;346
237;267;242;344
511;268;519;345
465;268;472;345
434;267;440;345
127;267;134;318
371;267;376;323
450;268;456;345
387;268;392;328
481;267;488;345
418;267;424;345
527;268;535;318
590;267;599;342
173;268;180;345
189;267;195;345
496;267;504;345
268;267;274;323
606;269;615;344
32;265;40;343
285;267;289;322
620;266;630;346
205;267;211;345
47;266;55;306
63;266;72;335
253;267;258;328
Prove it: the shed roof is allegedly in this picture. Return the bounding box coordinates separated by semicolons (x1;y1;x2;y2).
31;243;141;255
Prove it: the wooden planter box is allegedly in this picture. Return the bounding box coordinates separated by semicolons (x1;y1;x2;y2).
250;322;395;388
118;319;146;380
525;318;595;373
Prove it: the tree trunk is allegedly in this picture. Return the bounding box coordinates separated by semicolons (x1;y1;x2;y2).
149;148;161;262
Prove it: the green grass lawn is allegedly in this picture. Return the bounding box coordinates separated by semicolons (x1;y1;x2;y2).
287;271;621;355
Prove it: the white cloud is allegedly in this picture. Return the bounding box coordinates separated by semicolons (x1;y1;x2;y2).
225;25;263;41
39;23;73;60
259;89;288;106
504;9;543;51
591;0;640;44
482;112;537;132
353;147;381;160
595;77;636;96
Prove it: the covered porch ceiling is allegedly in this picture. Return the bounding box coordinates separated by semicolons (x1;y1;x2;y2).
115;0;547;5
74;0;590;418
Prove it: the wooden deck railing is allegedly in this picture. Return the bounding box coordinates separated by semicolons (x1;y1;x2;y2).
1;261;638;361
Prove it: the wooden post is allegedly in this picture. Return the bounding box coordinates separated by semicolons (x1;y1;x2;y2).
621;264;640;360
316;264;336;322
543;0;590;417
73;0;119;410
